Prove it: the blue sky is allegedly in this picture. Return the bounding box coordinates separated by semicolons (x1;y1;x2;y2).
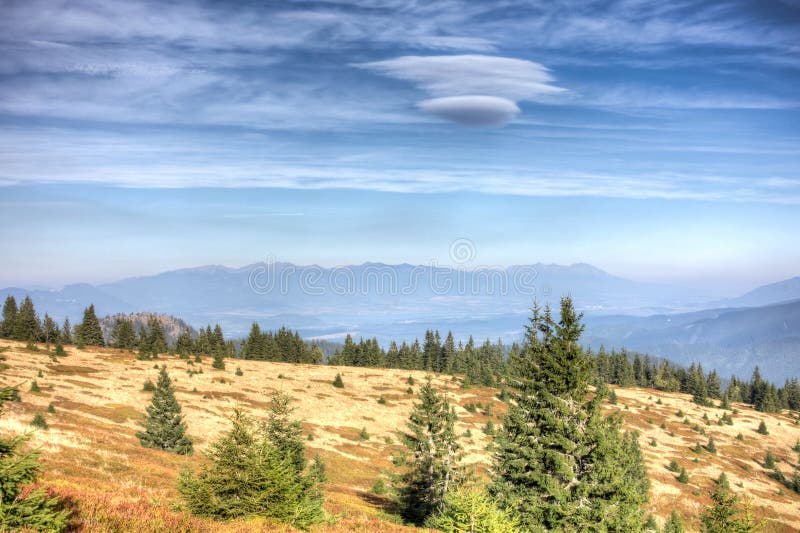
0;0;798;293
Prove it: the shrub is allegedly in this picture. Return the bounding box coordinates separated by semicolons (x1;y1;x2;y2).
47;403;55;414
407;376;415;386
677;467;689;484
235;367;243;376
371;478;387;495
359;427;370;440
663;510;684;533
706;436;717;453
608;389;617;404
54;343;66;356
142;379;155;392
668;460;680;472
377;396;387;405
332;373;344;388
424;486;517;533
37;370;43;378
649;439;657;447
676;409;684;417
406;386;414;395
757;420;769;435
764;450;776;469
736;432;744;441
464;403;477;413
30;413;47;429
483;420;495;435
29;380;40;393
177;405;324;530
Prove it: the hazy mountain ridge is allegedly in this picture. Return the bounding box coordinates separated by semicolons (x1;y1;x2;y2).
2;262;798;381
583;299;800;382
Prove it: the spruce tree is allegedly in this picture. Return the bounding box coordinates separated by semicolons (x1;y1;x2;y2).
212;345;225;370
111;317;136;350
60;318;72;345
177;405;324;529
147;316;168;355
491;298;649;531
136;367;193;454
0;295;18;338
397;377;465;525
700;473;761;532
42;314;59;348
0;385;70;531
14;296;41;342
664;510;685;533
78;304;104;347
175;329;194;357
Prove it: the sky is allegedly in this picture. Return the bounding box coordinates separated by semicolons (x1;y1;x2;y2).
0;0;798;294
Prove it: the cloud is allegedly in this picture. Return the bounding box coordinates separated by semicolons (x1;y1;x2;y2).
358;55;565;100
358;55;566;126
418;96;520;127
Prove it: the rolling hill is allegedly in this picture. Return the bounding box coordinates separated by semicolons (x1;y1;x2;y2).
1;340;799;532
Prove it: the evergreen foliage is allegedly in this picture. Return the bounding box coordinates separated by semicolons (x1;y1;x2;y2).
212;345;225;370
664;510;685;533
78;304;104;346
491;298;650;532
396;378;465;525
0;385;70;531
757;421;769;435
177;403;324;530
332;373;344;388
136;367;193;455
110;317;137;350
0;295;18;338
14;296;41;342
700;473;761;532
424;485;517;533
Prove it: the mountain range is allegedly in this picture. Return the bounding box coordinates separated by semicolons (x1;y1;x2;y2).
1;262;798;381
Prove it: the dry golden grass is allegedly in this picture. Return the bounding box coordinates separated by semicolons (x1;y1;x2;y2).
1;340;799;532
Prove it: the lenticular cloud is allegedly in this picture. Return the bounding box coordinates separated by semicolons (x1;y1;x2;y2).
418;96;520;127
357;54;565;127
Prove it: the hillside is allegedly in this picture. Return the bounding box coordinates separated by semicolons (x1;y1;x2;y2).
584;299;800;382
1;340;800;532
99;312;195;346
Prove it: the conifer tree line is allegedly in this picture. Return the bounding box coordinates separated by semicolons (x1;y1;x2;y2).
240;323;323;363
3;293;799;413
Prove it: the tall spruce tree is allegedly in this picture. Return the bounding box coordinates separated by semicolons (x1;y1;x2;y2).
78;304;104;346
212;344;225;370
0;385;70;531
0;295;18;338
397;377;465;525
111;317;137;350
14;296;41;342
136;367;193;455
60;318;72;344
491;297;650;532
